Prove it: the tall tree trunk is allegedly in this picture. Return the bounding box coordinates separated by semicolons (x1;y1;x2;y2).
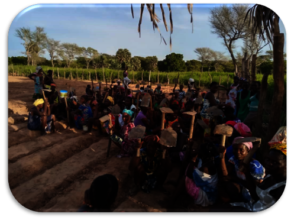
251;55;257;82
51;58;54;68
226;40;237;75
266;33;285;150
245;58;250;81
242;58;245;79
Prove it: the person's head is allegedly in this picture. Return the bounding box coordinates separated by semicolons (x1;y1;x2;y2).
48;70;53;77
125;97;132;108
179;84;184;91
80;95;88;104
209;82;218;93
232;137;253;161
87;85;91;89
157;84;161;90
50;83;56;92
234;76;239;85
250;82;259;95
87;174;118;211
122;109;133;124
117;80;121;86
33;98;44;109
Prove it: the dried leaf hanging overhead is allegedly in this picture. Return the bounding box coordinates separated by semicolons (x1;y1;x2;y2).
131;4;134;18
133;4;194;50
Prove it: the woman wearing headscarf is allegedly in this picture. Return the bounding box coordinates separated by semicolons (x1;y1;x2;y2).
27;98;55;134
230;127;286;211
219;137;265;204
113;109;137;158
28;66;44;100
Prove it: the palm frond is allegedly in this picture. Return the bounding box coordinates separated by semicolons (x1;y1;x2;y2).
168;4;173;34
138;4;145;37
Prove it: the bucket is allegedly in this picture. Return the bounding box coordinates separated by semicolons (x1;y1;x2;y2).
83;125;88;131
60;90;68;98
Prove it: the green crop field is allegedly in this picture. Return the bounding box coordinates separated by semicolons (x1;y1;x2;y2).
8;64;286;126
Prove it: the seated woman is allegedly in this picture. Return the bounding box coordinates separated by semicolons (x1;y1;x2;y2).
129;135;170;195
224;122;252;162
230;127;286;211
168;140;218;208
117;97;136;126
74;95;93;131
219;137;265;204
28;98;55;134
113;109;137;158
78;174;118;212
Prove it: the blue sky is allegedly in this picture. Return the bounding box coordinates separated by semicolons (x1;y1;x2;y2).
8;4;286;61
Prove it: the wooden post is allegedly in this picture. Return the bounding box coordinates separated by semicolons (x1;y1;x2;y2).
132;71;134;83
57;68;59;79
64;70;66;79
82;71;84;80
158;71;159;83
102;66;105;82
110;72;113;82
95;68;98;82
70;71;72;80
89;72;91;81
118;71;119;79
219;75;221;85
76;68;78;80
208;72;212;83
149;70;151;85
199;74;201;87
227;73;229;87
142;70;144;81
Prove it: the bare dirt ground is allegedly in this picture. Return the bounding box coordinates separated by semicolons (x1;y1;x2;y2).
8;76;238;212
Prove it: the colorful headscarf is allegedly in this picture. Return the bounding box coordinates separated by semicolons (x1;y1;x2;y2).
122;109;133;117
107;96;114;105
226;121;237;127
234;122;252;137
269;126;287;155
92;100;98;106
33;98;44;107
50;83;56;87
233;136;253;150
70;96;78;102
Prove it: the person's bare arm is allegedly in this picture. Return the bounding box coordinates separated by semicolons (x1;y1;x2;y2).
28;74;36;82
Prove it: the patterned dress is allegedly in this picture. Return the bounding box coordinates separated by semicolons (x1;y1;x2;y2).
119;122;137;156
228;156;266;204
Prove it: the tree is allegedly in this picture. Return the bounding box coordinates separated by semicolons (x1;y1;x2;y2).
81;47;99;69
194;48;213;72
210;5;250;74
131;57;141;71
211;51;227;72
185;60;201;71
246;4;285;152
58;43;81;68
162;53;186;72
45;38;60;67
92;54;108;68
116;49;131;68
15;26;47;66
144;56;158;71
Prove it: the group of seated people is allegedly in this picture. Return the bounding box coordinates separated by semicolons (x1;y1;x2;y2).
26;67;286;212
